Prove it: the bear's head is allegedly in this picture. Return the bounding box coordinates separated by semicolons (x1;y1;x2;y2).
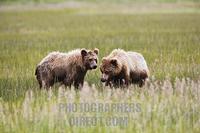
100;57;122;82
81;48;99;70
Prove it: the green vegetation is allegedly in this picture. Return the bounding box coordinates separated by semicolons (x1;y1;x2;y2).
0;79;200;133
0;2;200;133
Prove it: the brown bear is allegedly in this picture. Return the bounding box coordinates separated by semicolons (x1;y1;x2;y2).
35;48;99;89
100;49;149;87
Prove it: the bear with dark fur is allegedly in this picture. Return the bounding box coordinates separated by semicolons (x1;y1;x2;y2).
100;49;149;87
35;48;99;89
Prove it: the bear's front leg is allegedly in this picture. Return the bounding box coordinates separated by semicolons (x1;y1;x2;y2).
63;77;72;88
74;77;84;89
124;74;130;87
105;80;112;87
74;81;83;89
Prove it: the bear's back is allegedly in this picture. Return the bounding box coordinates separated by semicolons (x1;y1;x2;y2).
127;51;149;73
107;49;136;72
38;49;81;67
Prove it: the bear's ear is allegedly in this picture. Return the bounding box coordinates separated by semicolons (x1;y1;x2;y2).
94;48;99;55
111;59;118;66
81;49;87;57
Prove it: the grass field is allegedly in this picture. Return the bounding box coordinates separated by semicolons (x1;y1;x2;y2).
0;1;200;133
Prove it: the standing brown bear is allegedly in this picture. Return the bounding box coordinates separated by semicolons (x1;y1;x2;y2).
100;49;149;87
35;48;99;89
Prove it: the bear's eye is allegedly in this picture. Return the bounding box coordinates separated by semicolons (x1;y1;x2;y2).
89;59;93;62
105;71;109;74
95;59;97;63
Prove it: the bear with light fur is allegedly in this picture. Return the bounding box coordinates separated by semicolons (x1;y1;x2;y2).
100;49;149;87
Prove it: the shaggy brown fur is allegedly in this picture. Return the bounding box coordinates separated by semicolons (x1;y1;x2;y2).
100;49;149;88
35;48;99;89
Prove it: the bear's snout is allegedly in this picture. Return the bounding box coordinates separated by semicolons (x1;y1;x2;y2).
90;63;97;69
101;78;106;82
92;65;97;69
101;74;109;82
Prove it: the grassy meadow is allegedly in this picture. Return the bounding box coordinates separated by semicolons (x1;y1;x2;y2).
0;1;200;133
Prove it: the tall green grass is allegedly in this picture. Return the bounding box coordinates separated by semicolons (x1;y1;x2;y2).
0;78;200;133
0;11;200;85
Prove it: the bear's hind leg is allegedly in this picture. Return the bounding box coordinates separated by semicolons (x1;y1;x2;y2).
138;79;145;87
37;77;42;89
35;67;43;88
